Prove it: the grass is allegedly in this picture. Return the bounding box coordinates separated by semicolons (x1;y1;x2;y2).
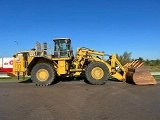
0;76;30;82
0;78;18;82
149;70;160;72
146;66;160;79
153;75;160;80
147;66;160;72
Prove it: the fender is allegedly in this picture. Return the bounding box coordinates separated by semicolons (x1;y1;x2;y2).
27;57;57;75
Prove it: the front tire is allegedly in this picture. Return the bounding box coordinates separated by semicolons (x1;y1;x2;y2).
31;63;56;86
85;62;109;85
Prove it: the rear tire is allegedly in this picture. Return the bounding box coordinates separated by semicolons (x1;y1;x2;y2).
85;62;109;85
31;63;56;86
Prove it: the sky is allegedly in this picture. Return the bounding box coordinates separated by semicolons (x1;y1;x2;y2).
0;0;160;60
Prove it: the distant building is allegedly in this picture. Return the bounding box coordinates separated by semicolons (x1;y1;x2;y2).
0;57;13;73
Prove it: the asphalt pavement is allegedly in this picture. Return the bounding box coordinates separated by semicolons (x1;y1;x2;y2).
0;80;160;120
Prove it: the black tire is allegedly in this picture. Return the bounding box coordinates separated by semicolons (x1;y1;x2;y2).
85;62;109;85
31;63;56;86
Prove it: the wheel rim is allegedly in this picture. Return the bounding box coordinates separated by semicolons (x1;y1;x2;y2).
36;69;49;82
91;67;104;80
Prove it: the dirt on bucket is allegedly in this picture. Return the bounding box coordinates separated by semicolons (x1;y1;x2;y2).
126;65;157;85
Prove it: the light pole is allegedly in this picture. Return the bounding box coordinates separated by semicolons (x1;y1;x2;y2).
14;40;18;53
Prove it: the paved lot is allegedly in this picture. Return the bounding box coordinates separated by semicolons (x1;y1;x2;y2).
0;80;160;120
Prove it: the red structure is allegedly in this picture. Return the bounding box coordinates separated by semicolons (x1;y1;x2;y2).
0;57;13;73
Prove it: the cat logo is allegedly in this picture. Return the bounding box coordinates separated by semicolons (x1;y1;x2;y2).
9;60;13;65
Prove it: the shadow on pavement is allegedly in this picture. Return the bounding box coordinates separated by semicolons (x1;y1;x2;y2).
19;78;32;83
18;76;89;85
18;76;122;85
53;76;91;84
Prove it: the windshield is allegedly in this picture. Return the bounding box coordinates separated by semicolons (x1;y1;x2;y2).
60;40;66;51
54;40;70;51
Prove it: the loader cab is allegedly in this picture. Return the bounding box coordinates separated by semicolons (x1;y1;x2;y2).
53;38;73;58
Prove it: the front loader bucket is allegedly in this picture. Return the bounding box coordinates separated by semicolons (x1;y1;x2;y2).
125;60;157;85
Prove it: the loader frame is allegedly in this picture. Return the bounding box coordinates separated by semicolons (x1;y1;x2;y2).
13;38;149;86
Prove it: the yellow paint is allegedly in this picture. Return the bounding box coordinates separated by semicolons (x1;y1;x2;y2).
36;69;49;82
91;67;104;80
12;39;135;82
57;60;67;75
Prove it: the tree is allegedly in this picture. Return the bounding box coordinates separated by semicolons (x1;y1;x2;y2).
144;59;150;66
144;59;160;66
138;57;144;62
155;59;160;66
116;51;132;65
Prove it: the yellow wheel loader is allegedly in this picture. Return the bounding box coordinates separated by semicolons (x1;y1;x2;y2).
12;38;157;86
